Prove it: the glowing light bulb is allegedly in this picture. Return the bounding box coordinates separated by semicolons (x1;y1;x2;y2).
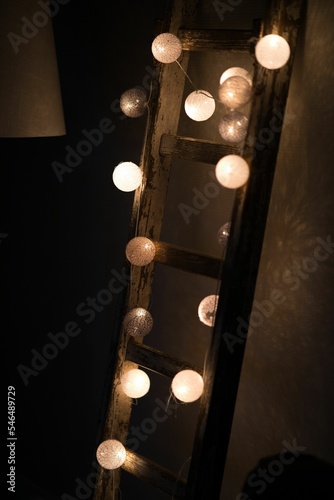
218;110;248;143
120;88;147;118
255;34;291;70
125;237;156;266
112;162;142;192
218;76;252;109
171;370;204;403
215;155;250;189
96;439;126;470
184;90;216;122
218;222;231;248
151;33;182;63
121;368;150;398
123;307;153;337
198;294;219;327
220;67;253;87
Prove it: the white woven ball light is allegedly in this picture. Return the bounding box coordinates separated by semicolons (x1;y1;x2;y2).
218;110;249;143
123;307;153;337
112;162;142;192
219;75;252;109
125;237;156;266
215;155;250;189
96;439;126;470
198;294;219;327
220;66;253;87
171;370;204;403
151;32;182;63
120;88;147;118
184;90;216;122
255;34;291;70
121;368;150;398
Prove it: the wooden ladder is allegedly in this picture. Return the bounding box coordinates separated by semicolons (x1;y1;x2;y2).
93;0;305;498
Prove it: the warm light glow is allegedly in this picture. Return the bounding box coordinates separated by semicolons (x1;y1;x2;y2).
255;34;291;70
96;439;126;470
218;76;252;109
219;66;253;87
151;32;182;63
125;237;156;266
218;110;248;143
171;370;204;403
120;88;147;118
121;368;150;398
184;90;216;121
198;294;219;327
218;222;231;248
112;162;143;192
215;155;250;189
123;307;153;337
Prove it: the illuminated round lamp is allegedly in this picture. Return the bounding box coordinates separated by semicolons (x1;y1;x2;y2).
120;88;147;118
218;222;231;248
171;370;204;403
123;307;153;338
255;34;291;70
184;90;216;122
121;368;150;398
218;75;252;110
151;32;182;63
112;162;143;192
198;294;219;327
125;237;156;266
219;66;253;87
215;155;250;189
96;439;126;470
218;110;249;143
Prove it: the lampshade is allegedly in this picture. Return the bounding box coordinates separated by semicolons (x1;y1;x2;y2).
184;90;216;122
123;307;153;337
218;222;231;248
112;162;143;192
151;32;182;63
120;88;147;118
125;237;156;266
255;34;291;70
96;439;126;470
0;0;66;137
219;66;253;87
171;370;204;403
218;76;252;110
121;368;150;398
215;155;250;189
198;294;219;327
218;110;249;143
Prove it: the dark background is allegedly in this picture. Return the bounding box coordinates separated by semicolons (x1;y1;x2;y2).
2;1;334;500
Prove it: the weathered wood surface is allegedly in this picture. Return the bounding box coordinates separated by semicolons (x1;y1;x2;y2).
185;1;305;499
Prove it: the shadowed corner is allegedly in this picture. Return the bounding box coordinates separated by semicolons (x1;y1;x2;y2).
15;475;61;500
240;453;334;499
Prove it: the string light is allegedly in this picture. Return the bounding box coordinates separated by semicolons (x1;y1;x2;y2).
220;66;253;87
120;88;147;118
171;370;204;403
123;307;153;337
255;34;291;70
151;32;182;63
125;237;156;266
218;75;252;109
184;90;216;121
121;368;150;398
112;162;143;192
218;222;231;248
198;294;219;327
218;110;249;143
215;155;250;189
96;439;126;470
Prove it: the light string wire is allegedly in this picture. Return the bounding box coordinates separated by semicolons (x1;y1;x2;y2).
171;456;192;500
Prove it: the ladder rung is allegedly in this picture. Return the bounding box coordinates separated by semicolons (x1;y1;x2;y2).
126;339;203;378
178;28;255;52
159;133;241;164
153;241;222;279
122;449;187;498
